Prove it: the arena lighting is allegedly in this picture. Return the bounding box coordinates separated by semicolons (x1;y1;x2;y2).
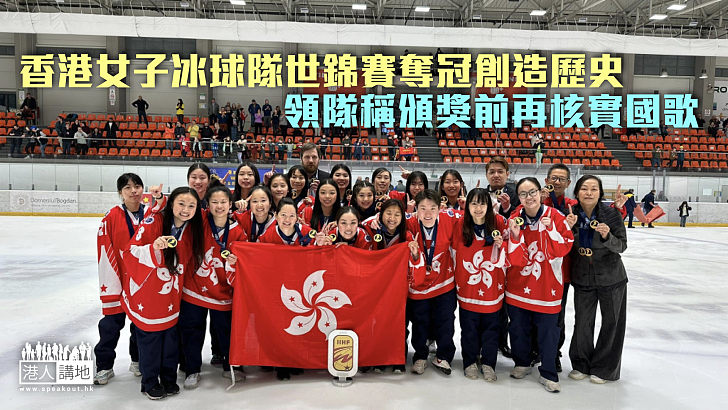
650;14;668;20
660;68;669;77
180;1;190;7
699;69;708;79
689;20;699;26
229;0;246;5
578;17;588;23
300;7;309;13
667;4;687;11
352;4;367;11
415;6;430;12
530;10;547;16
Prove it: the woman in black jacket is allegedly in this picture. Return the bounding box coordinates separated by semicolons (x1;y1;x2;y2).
678;201;692;227
567;175;628;385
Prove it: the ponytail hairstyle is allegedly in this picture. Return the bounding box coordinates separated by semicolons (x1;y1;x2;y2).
161;187;205;273
462;188;496;247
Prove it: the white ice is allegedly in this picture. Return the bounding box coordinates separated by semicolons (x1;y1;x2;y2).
1;216;727;409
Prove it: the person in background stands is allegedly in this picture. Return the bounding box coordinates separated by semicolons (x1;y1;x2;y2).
176;99;185;124
132;96;149;125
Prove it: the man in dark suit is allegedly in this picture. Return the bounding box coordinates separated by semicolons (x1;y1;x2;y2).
103;120;119;148
300;142;329;195
485;156;520;219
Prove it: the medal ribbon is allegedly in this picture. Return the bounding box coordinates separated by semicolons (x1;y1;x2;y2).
207;213;230;252
419;221;439;270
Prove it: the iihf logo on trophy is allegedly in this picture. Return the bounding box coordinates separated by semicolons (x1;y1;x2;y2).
19;341;94;386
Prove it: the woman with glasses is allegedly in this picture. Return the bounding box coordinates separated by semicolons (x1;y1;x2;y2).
506;177;574;393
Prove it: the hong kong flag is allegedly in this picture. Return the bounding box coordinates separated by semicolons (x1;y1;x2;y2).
228;242;410;368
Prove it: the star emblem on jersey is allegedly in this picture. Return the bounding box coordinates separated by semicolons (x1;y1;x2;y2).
524;287;531;294
463;250;495;289
281;270;351;340
100;285;108;293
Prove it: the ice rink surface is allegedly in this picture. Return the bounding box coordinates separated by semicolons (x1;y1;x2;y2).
1;216;727;409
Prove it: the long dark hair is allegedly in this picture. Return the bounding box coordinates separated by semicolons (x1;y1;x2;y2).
352;181;377;220
287;165;309;205
405;171;428;202
462;188;496;247
376;199;407;250
330;163;352;196
439;169;466;201
266;173;291;207
233;162;260;205
162;187;204;273
310;178;341;231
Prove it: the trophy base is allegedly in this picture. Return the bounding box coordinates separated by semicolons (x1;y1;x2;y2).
331;376;353;387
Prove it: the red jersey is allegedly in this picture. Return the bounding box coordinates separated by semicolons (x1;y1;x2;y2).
452;215;525;313
298;205;335;232
257;223;315;246
97;203;151;315
182;212;246;311
122;214;196;332
326;227;373;250
406;209;461;300
233;210;275;242
506;205;574;314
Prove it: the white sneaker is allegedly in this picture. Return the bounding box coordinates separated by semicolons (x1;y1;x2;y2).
427;339;437;353
412;359;427;375
464;363;479;380
539;376;561;393
568;369;588;380
222;368;246;381
590;375;607;384
93;369;114;385
510;366;532;379
481;364;497;382
431;357;452;375
183;372;201;389
129;361;141;377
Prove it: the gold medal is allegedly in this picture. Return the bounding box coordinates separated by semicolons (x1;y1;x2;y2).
373;233;383;242
441;195;448;203
514;217;524;226
166;237;178;248
292;189;298;197
495;189;503;196
221;250;231;259
545;184;554;192
578;247;593;257
308;230;317;238
328;234;337;241
491;230;501;238
589;220;599;229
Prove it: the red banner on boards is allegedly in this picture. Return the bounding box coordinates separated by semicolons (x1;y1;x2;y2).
228;242;410;368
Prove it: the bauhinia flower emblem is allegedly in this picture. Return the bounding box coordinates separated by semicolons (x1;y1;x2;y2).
157;267;179;295
281;270;351;339
463;250;495;288
195;247;221;285
520;241;546;280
